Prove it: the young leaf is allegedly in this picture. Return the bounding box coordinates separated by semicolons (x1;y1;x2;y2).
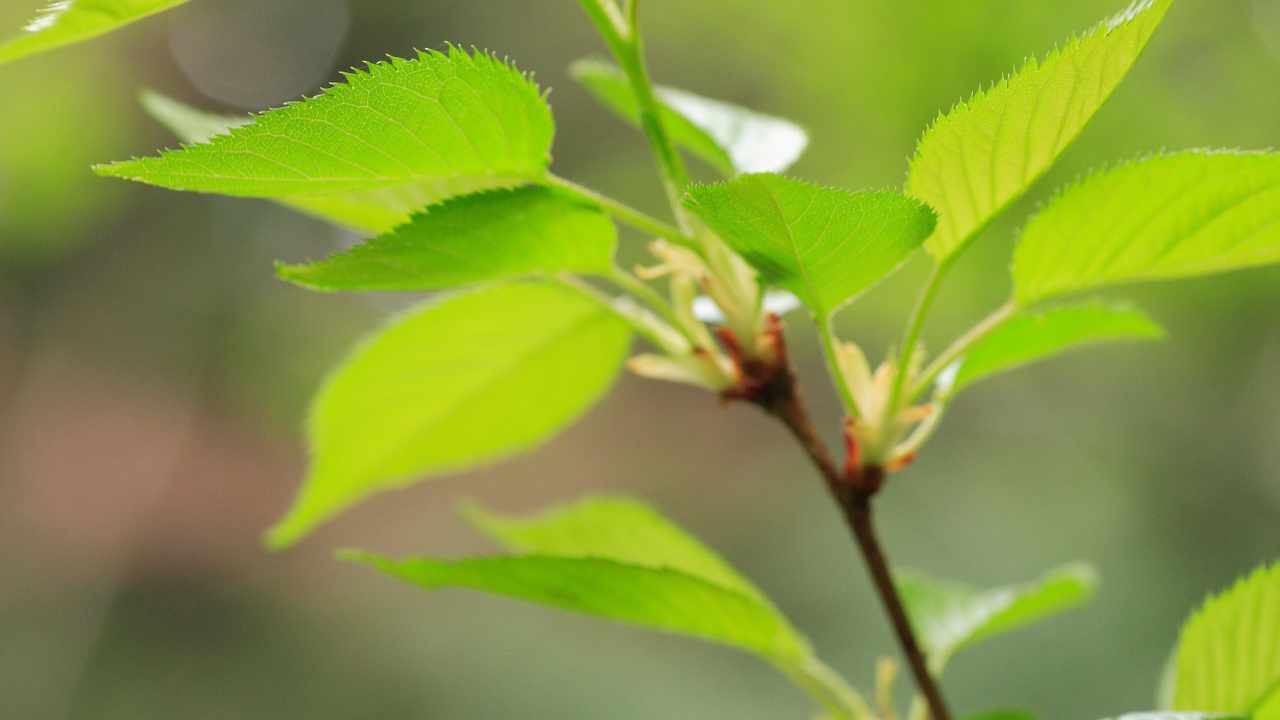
348;496;870;719
346;552;804;657
1013;151;1280;305
907;0;1170;263
97;47;554;197
896;563;1099;673
461;496;761;598
266;282;632;548
570;59;808;175
949;301;1164;394
684;174;936;318
278;187;618;292
0;0;188;66
1168;562;1280;716
139;90;517;233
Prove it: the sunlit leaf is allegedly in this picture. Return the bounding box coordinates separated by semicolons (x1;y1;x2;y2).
266;283;632;548
1013;151;1280;305
278;187;618;292
348;496;871;718
138;90;519;233
98;47;554;199
684;173;936;318
897;563;1098;673
1169;562;1280;717
571;59;808;175
0;0;188;66
949;301;1164;393
907;0;1170;262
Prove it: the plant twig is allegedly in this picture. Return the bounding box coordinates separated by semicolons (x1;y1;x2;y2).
910;300;1016;399
545;174;696;247
743;343;953;720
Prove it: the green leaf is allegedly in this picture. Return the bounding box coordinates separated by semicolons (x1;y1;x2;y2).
570;59;808;175
897;563;1099;673
278;187;618;292
138;90;518;233
0;0;188;66
907;0;1170;262
349;496;871;719
1013;151;1280;305
266;282;632;548
98;47;554;199
683;174;936;318
1169;562;1280;717
949;301;1164;393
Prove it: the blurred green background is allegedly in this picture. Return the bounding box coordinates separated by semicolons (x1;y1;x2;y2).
2;0;1278;717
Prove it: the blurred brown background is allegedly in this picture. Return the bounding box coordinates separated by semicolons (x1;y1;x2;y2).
1;0;1278;717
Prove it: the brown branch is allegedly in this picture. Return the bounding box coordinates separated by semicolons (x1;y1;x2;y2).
728;319;953;720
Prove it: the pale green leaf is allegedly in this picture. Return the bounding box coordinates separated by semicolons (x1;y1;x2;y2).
897;563;1099;673
1013;151;1280;305
684;174;936;318
907;0;1170;262
571;59;808;175
950;301;1164;393
98;47;554;199
461;496;760;598
345;553;806;659
0;0;187;65
1170;562;1280;717
266;282;631;548
277;187;617;292
138;90;519;233
348;496;871;718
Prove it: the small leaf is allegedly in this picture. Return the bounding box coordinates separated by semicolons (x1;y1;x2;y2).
571;59;808;175
907;0;1170;262
950;301;1164;393
684;174;936;318
349;496;871;718
98;47;554;198
266;282;631;548
278;187;618;292
897;563;1099;673
138;90;518;233
1169;562;1280;716
0;0;188;66
1013;151;1280;305
345;552;805;657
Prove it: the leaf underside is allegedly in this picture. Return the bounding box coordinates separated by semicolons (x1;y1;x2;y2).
278;186;618;292
907;0;1170;262
1170;562;1280;717
99;47;554;200
897;563;1099;674
1014;150;1280;305
950;301;1164;393
0;0;189;65
570;59;808;175
684;173;936;318
346;496;807;659
266;283;632;548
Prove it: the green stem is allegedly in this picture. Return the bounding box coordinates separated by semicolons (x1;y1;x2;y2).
545;174;693;245
607;266;700;347
910;300;1016;400
886;262;948;418
557;274;689;354
818;316;862;418
577;0;691;227
779;654;872;720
